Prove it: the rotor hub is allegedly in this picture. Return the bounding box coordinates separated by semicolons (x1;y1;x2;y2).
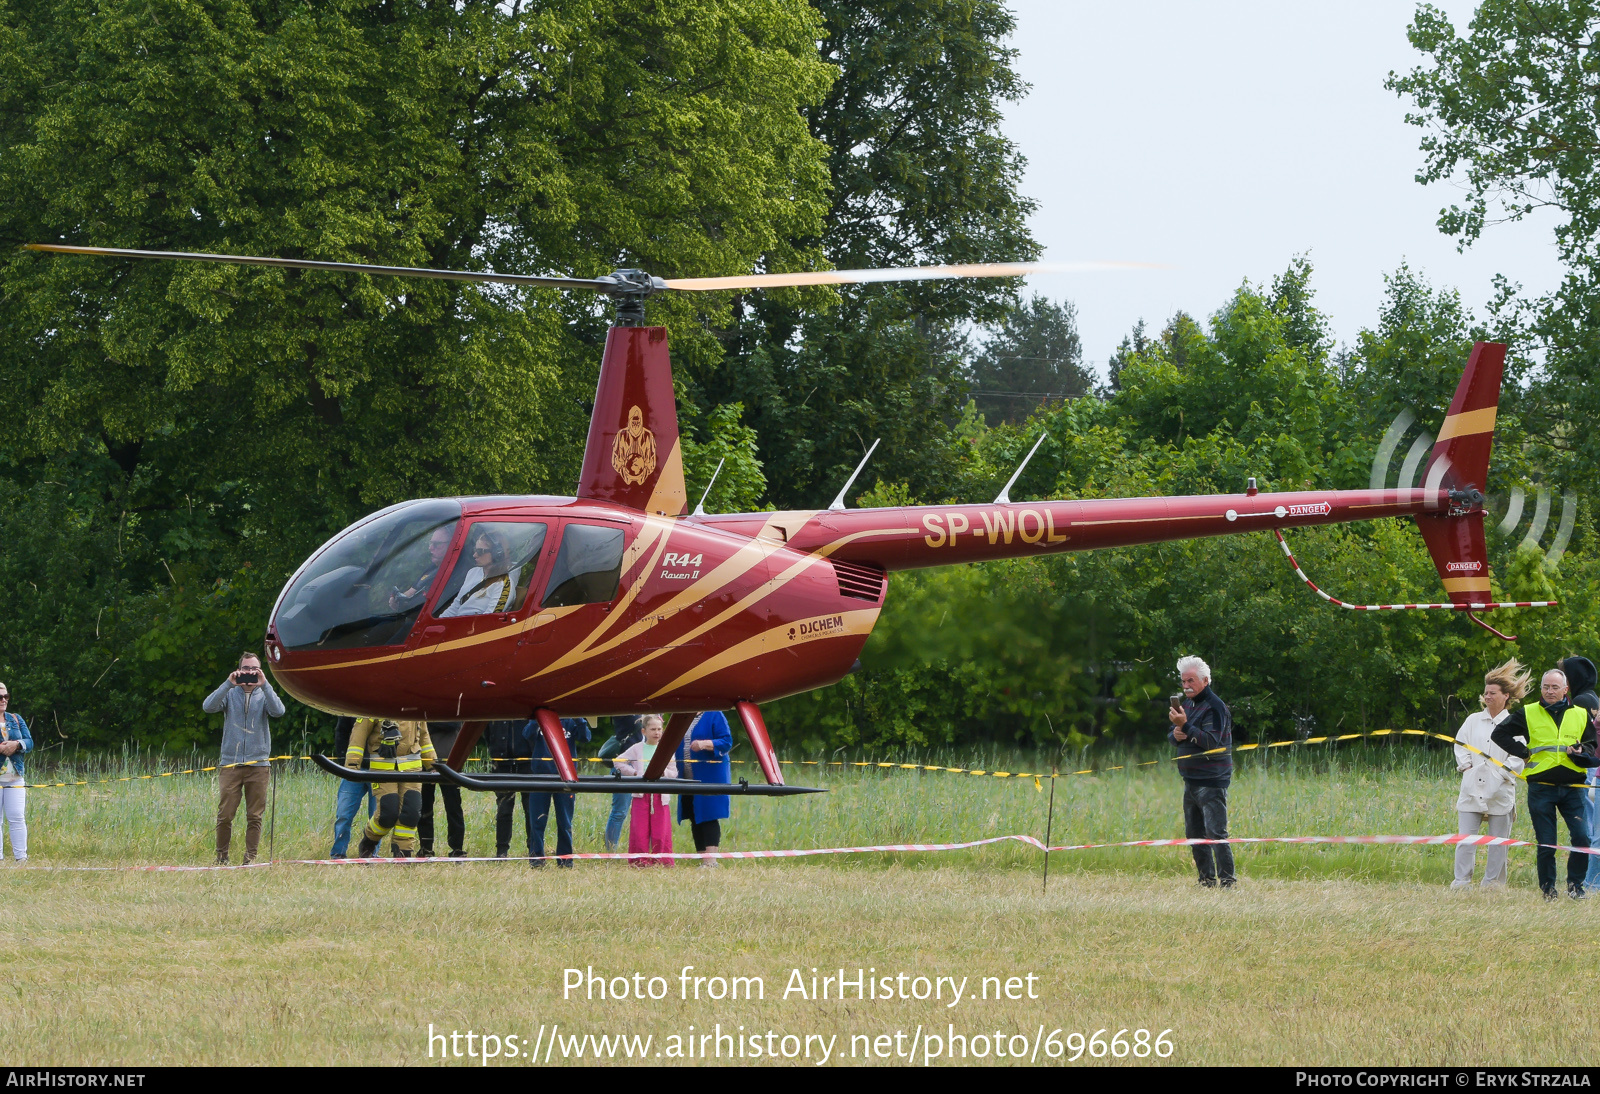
598;268;666;326
1447;486;1486;516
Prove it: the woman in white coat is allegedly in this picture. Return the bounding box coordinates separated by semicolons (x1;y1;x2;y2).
1452;658;1530;889
439;530;519;617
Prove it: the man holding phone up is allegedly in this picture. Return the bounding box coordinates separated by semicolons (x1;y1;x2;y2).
203;652;285;865
1168;655;1236;888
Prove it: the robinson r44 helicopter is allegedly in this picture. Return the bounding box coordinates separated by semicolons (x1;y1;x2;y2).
26;244;1554;800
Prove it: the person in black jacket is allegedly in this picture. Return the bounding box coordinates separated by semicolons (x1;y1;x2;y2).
523;717;591;868
484;719;534;858
1168;655;1235;888
599;716;645;852
417;721;466;858
1490;665;1600;899
1563;656;1600;893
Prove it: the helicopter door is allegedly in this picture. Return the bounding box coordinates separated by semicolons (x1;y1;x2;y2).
511;518;631;695
409;520;552;709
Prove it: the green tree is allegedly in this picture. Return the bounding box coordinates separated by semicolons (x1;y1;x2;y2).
681;403;767;515
0;0;834;744
687;0;1039;508
968;294;1090;425
1387;0;1600;487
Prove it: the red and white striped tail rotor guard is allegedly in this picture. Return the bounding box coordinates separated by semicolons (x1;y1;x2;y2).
1273;529;1557;641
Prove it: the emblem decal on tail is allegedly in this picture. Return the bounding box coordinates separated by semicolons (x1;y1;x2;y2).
612;405;658;485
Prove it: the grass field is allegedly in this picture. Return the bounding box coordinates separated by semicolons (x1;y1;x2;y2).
6;743;1599;1066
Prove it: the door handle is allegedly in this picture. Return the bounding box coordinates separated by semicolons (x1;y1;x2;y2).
525;613;557;644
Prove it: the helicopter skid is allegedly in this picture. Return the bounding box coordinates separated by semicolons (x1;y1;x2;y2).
311;754;823;797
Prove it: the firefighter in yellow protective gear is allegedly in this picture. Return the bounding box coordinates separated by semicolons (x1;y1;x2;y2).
346;719;436;857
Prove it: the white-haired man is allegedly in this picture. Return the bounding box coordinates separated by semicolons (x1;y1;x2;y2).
1490;666;1599;899
1168;655;1235;888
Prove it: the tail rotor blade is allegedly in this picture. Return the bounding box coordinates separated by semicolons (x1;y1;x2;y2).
1546;492;1578;567
1398;431;1433;490
1496;486;1526;536
1369;409;1415;491
1520;486;1552;551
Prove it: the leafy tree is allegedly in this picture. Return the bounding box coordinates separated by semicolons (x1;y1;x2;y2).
1105;318;1150;394
687;0;1039;508
968;294;1091;425
0;0;834;744
681;403;767;515
1343;265;1476;433
1387;0;1600;486
1106;272;1337;486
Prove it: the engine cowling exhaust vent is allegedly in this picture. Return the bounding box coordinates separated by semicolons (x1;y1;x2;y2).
834;560;886;603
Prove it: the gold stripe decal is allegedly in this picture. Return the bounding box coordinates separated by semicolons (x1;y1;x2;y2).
525;520;781;679
539;526;902;699
646;609;882;700
646;439;686;517
1442;576;1492;593
282;606;586;673
1434;405;1497;442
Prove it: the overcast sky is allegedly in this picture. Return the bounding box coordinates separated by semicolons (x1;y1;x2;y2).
999;1;1567;378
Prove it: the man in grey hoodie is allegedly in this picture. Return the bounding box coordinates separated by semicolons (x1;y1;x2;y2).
203;652;285;864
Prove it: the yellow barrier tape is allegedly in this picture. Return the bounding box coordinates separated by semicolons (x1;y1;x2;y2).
18;725;1565;791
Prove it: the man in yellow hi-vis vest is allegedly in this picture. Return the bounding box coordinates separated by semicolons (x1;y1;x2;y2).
346;719;436;858
1492;668;1600;899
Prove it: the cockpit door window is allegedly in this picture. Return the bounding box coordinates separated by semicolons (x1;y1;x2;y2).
275;499;462;651
431;521;549;619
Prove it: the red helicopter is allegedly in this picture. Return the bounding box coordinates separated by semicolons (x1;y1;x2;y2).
26;244;1554;799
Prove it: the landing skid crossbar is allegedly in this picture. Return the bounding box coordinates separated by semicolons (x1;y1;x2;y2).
311;754;445;784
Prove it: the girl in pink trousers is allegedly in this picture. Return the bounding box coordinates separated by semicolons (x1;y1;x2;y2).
612;715;676;866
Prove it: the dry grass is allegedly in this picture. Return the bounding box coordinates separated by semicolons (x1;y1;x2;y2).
6;748;1597;1065
14;744;1583;886
3;865;1593;1066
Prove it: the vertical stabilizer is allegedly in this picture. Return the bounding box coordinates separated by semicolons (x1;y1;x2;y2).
1416;341;1505;607
1424;341;1504;495
576;326;686;516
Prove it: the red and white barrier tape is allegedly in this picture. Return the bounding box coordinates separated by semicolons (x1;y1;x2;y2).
25;832;1600;872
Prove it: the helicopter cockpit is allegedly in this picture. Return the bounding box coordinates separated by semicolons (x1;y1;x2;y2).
274;499;462;651
271;498;632;656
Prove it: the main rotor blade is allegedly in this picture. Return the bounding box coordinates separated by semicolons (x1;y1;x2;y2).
23;244;614;292
661;260;1160;292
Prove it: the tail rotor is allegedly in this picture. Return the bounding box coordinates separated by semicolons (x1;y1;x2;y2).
1494;482;1578;568
1284;342;1559;641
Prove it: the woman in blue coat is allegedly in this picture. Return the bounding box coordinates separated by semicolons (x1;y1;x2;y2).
675;710;732;862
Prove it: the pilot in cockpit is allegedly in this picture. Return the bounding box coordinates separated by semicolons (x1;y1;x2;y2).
439;529;521;617
388;525;454;613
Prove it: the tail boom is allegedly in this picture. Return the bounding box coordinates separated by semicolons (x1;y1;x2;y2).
768;486;1453;573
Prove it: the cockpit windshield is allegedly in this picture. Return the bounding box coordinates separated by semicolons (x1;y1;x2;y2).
275;500;462;651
